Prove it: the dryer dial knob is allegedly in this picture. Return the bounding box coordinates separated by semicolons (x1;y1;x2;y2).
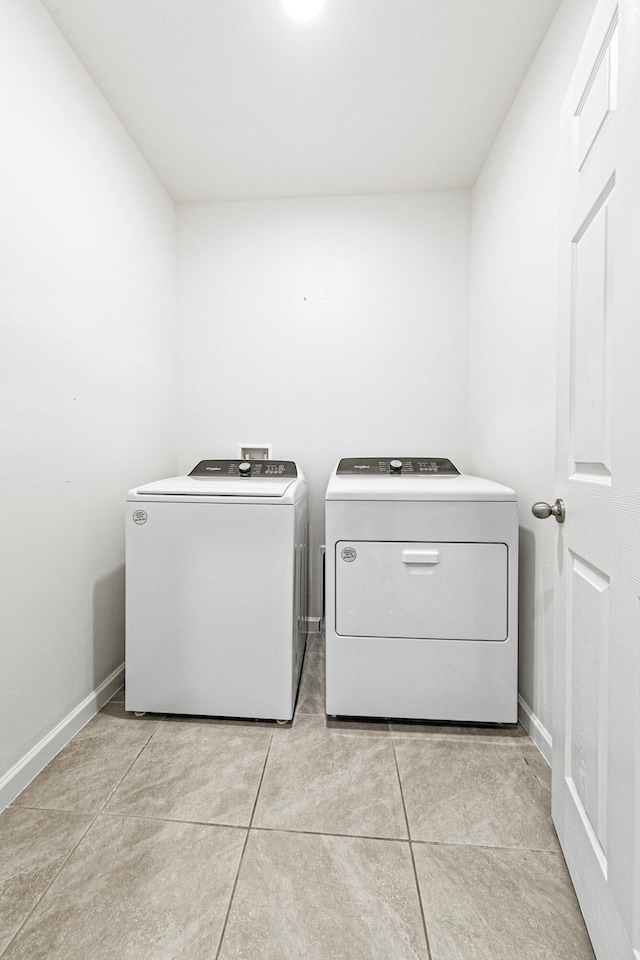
390;459;403;472
239;461;252;476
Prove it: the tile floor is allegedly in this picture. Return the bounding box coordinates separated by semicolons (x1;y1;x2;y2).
1;635;595;959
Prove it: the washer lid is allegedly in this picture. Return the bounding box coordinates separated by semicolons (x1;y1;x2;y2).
326;458;515;501
128;460;304;501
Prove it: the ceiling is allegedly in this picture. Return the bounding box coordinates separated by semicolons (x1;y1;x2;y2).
39;0;562;203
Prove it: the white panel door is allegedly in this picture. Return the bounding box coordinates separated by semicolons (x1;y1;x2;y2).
553;2;640;957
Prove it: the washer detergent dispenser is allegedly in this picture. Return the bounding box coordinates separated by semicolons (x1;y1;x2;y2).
125;460;308;721
324;458;518;723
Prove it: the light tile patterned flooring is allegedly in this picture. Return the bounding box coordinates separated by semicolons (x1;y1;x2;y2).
1;635;595;959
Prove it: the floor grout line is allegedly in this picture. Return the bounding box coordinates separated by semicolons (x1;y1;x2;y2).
77;810;251;830
213;728;275;960
248;823;409;843
392;739;433;960
95;722;162;815
247;730;274;832
7;802;561;853
409;836;565;854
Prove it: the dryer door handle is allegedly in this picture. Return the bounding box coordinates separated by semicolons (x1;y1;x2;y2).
401;549;440;565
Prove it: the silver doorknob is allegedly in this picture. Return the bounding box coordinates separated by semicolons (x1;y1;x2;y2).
532;498;566;524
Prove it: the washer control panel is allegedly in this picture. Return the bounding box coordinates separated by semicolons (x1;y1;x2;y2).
189;459;298;478
336;458;459;476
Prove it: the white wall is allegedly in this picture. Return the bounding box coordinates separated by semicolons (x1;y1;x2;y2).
0;0;177;805
177;192;471;615
468;0;598;752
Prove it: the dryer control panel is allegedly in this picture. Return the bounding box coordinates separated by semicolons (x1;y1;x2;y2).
189;459;298;479
336;458;459;476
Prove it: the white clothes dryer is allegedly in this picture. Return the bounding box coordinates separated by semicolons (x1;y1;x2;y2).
325;457;518;723
126;459;308;721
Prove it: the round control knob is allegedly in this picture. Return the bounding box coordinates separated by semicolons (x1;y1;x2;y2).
390;459;403;472
239;461;252;477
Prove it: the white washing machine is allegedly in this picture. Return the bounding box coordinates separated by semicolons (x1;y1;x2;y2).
325;457;518;723
125;459;308;721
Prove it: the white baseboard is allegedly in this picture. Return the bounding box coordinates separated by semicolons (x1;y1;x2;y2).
518;694;552;766
0;664;124;813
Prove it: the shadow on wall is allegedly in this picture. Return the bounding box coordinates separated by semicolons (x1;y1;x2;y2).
517;523;554;721
92;565;125;690
518;526;536;703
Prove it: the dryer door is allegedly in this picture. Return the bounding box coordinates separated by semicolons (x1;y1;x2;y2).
335;541;508;641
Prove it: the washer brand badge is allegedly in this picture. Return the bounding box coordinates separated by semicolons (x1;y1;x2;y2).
341;546;357;563
133;510;148;525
